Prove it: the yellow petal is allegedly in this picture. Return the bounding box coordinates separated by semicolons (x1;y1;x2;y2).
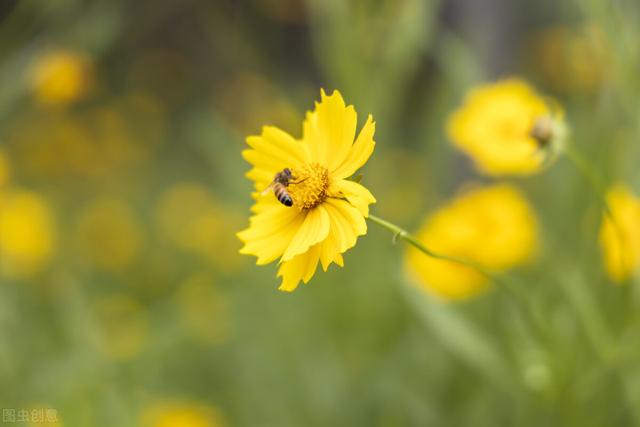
244;126;309;189
277;244;322;292
281;205;330;261
249;192;280;213
331;179;377;217
302;89;357;171
324;198;367;253
246;168;274;190
599;184;640;282
332;115;376;179
319;233;344;271
237;202;304;264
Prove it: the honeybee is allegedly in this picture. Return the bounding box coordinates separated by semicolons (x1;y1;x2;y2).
262;168;305;207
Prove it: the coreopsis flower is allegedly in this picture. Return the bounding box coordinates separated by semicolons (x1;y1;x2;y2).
405;184;538;300
0;189;55;278
599;184;640;283
447;78;566;176
29;49;92;106
238;90;376;291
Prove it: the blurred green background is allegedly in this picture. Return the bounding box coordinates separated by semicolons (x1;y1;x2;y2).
1;0;639;426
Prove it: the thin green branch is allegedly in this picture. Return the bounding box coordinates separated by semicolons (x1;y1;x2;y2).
367;212;550;350
564;145;628;280
367;213;501;287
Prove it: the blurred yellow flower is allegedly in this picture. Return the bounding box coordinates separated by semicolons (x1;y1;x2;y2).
175;273;232;345
238;89;376;291
599;184;640;283
405;184;538;300
447;78;566;176
75;198;143;272
29;49;92;106
93;294;148;361
141;401;223;427
0;190;55;278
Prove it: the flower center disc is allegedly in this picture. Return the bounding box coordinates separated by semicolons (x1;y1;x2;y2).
289;163;329;210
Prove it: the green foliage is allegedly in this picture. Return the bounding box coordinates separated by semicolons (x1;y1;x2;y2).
0;0;638;426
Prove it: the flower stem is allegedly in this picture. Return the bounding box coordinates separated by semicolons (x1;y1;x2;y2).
564;145;612;218
564;145;628;281
367;213;498;285
367;213;549;342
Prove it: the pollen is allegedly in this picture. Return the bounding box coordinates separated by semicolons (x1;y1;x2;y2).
288;163;330;210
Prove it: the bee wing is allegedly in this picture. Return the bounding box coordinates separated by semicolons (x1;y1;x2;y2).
261;183;275;195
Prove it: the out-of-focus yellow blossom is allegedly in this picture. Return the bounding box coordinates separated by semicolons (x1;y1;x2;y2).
405;184;538;300
141;401;224;427
175;274;232;345
599;184;640;283
0;150;10;186
447;78;566;176
238;89;376;291
0;190;55;278
533;25;610;94
93;294;148;361
29;49;92;106
74;198;143;272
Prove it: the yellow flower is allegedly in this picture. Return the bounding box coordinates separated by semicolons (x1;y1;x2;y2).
29;49;92;106
405;184;538;300
237;89;376;291
447;78;566;176
599;184;640;283
141;401;224;427
0;190;55;278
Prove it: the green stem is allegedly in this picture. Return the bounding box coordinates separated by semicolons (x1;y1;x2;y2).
367;214;487;273
564;144;629;285
368;213;514;293
564;145;613;218
368;213;551;356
